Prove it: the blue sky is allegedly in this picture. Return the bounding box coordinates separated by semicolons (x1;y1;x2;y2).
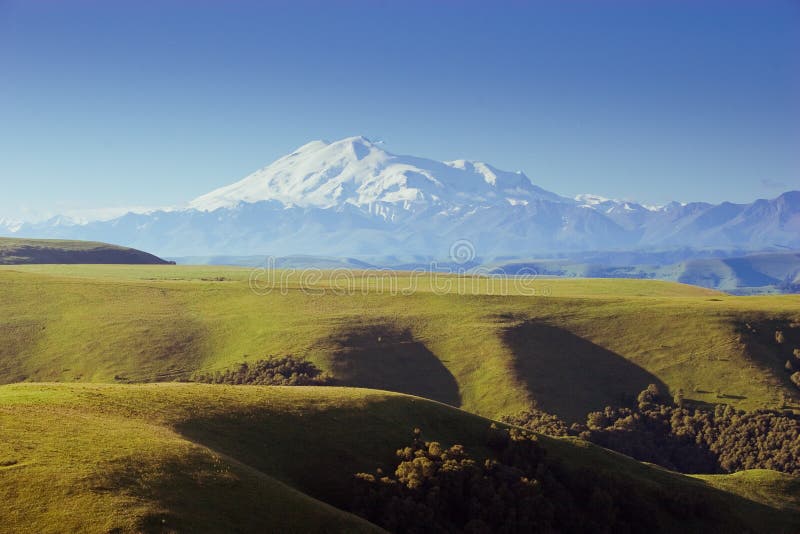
1;0;798;220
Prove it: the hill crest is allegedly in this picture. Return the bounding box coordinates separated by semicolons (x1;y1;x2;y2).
0;237;173;265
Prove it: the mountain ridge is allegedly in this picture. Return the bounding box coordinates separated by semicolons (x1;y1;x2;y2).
3;136;798;257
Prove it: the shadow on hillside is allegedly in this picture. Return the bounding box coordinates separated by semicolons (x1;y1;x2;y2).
737;318;800;398
171;395;793;534
173;394;492;510
326;323;461;407
90;446;372;533
503;320;669;423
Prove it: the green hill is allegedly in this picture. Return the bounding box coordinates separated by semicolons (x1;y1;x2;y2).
0;383;797;533
0;238;173;265
1;265;799;422
2;266;800;531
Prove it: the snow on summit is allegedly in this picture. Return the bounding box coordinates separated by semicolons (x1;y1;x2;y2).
189;136;566;212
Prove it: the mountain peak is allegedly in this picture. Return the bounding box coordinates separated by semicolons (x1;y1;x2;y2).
335;135;374;146
327;135;380;160
189;136;562;212
295;136;377;155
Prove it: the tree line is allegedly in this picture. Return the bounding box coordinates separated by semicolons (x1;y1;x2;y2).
190;356;334;386
352;426;732;533
503;384;800;475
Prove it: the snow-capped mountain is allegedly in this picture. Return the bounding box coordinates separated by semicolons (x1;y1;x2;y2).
4;136;799;258
0;218;22;233
190;136;569;216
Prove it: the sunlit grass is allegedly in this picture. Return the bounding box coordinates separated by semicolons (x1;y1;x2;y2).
0;383;797;533
1;265;799;420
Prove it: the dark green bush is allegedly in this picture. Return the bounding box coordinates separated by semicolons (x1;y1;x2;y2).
191;356;334;386
352;426;718;533
504;385;800;475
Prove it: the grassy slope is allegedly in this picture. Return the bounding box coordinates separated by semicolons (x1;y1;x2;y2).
0;383;797;533
0;384;800;532
1;265;799;423
0;383;381;534
694;470;800;515
0;237;171;265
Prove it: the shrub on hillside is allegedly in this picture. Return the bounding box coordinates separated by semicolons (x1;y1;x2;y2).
502;408;572;437
190;356;334;386
775;330;786;344
503;385;800;476
636;383;663;409
352;427;718;533
791;372;800;389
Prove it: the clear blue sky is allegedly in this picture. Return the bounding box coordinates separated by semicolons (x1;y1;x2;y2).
1;0;798;219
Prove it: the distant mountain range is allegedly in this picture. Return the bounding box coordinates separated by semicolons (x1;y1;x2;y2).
2;136;798;259
483;251;800;295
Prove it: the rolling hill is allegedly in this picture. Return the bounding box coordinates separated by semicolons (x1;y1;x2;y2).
1;383;797;533
2;265;800;531
0;238;173;265
1;265;798;421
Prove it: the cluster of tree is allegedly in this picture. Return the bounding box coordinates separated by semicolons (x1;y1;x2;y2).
352;427;720;533
503;384;800;475
190;356;334;386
